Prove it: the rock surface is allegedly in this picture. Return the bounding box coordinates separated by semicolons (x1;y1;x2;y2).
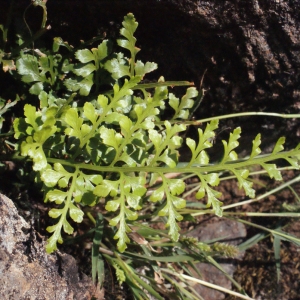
188;219;247;300
47;0;300;115
0;0;299;147
0;193;103;300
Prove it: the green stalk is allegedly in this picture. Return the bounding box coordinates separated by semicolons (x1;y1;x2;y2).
114;252;164;300
156;111;300;125
160;268;254;300
224;212;300;217
221;174;300;211
161;273;200;300
103;81;194;96
190;174;300;217
228;218;300;245
43;147;300;174
198;111;300;123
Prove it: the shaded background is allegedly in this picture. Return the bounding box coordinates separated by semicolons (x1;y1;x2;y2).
1;0;299;153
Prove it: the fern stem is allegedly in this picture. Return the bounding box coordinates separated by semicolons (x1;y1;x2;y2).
221;174;300;211
155;112;300;126
198;111;300;123
45;147;300;174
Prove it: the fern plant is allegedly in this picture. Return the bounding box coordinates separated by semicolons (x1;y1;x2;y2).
1;10;300;299
12;13;300;253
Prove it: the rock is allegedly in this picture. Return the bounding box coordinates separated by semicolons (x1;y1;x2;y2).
187;218;247;300
0;0;299;149
0;193;103;300
45;0;300;149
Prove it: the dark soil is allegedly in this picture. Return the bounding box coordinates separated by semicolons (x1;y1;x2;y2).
224;172;300;300
178;168;300;300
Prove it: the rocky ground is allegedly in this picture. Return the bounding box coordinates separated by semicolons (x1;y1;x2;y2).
2;169;299;299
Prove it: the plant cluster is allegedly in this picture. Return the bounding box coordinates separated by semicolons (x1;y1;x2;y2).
1;4;300;299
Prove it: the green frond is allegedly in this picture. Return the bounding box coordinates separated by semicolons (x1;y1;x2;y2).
11;13;300;256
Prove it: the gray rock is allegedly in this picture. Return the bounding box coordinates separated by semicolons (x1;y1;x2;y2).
187;218;246;300
0;193;103;300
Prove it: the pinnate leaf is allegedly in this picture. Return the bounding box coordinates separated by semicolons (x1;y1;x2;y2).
158;199;183;241
233;169;255;198
74;63;96;77
17;54;43;82
197;174;223;216
48;208;63;219
150;185;165;202
105;199;120;212
84;102;98;124
118;13;140;57
46;189;67;204
168;178;185;195
262;163;282;180
206;187;223;216
250;134;262;158
41;168;65;187
11;12;300;260
46;226;63;253
169;87;197;120
187;120;218;165
135;60;157;77
104;56;130;79
69;202;84;223
221;127;241;163
114;219;131;252
75;49;95;63
94;179;119;197
21;138;48;171
63;219;74;235
64;73;94;96
273;137;285;154
100;127;122;149
96;39;111;61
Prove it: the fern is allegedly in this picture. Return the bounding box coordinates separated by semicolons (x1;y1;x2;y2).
12;13;300;255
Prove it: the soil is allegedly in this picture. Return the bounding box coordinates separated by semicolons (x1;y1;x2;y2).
223;172;300;300
180;168;300;300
